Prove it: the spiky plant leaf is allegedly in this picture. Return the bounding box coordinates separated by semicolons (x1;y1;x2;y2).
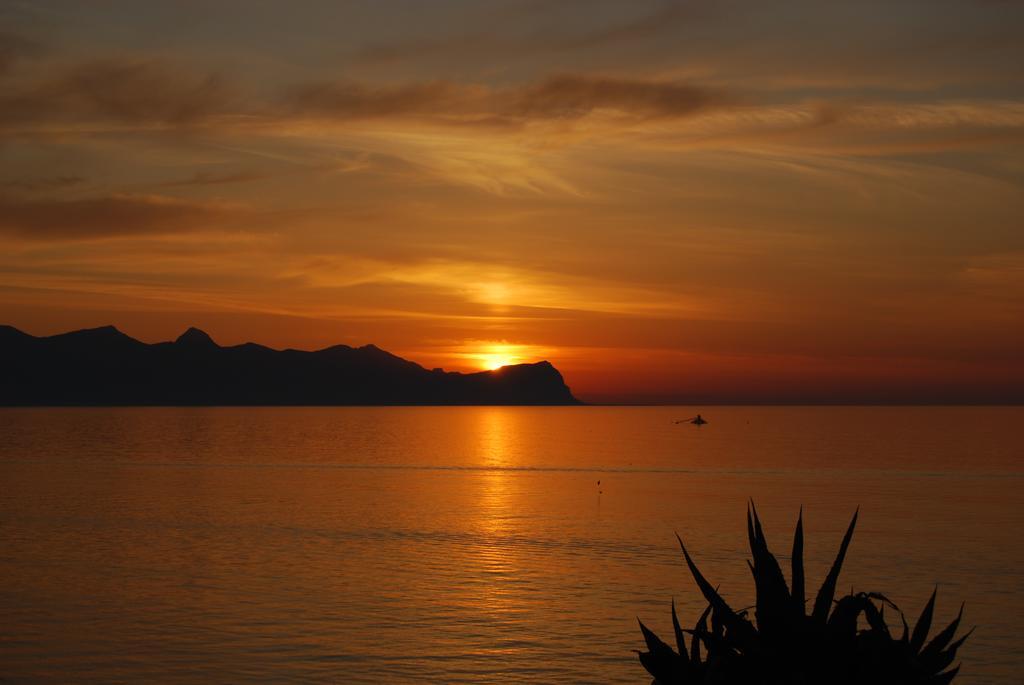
929;664;960;685
920;603;963;659
911;588;938;653
827;593;865;637
747;503;792;637
791;507;805;616
675;534;757;649
865;591;899;609
812;508;858;623
671;599;689;663
710;603;724;640
638;618;681;683
862;595;890;638
924;628;974;675
691;604;711;663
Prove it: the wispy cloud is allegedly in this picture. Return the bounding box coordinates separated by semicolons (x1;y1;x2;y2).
159;170;265;188
285;80;470;120
0;58;232;128
2;48;1019;162
0;194;239;241
285;74;729;124
2;175;85;191
511;74;729;119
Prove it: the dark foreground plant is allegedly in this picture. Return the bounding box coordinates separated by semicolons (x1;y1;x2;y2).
638;505;971;684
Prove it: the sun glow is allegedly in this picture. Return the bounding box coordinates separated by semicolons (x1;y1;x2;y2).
478;345;521;370
432;340;555;374
461;342;535;371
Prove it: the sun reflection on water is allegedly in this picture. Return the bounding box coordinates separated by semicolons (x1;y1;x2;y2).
471;409;523;621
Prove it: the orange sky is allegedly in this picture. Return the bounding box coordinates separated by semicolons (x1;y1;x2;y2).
1;1;1023;403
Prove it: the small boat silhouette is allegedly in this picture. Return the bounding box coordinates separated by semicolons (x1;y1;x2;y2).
674;414;707;425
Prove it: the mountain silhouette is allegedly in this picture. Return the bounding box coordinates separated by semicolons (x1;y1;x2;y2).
175;326;218;348
0;325;581;406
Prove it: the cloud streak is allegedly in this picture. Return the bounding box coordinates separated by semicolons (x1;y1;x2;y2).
285;74;729;124
0;194;237;241
1;55;731;142
160;170;265;188
2;175;86;192
1;48;1019;159
0;58;232;128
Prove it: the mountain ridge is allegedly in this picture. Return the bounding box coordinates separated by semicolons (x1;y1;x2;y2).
0;325;581;406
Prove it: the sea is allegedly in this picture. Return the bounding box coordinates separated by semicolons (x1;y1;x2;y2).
1;406;1021;683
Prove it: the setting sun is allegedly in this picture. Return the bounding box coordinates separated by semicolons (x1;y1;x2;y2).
476;345;522;371
418;340;554;374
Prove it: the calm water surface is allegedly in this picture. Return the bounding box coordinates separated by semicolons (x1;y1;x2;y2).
1;406;1021;683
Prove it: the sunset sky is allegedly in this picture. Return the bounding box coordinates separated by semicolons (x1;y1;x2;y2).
1;0;1022;403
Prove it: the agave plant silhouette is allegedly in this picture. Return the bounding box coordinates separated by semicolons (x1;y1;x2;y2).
638;505;971;684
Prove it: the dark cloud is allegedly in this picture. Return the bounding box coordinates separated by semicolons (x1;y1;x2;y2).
0;58;231;128
287;74;727;124
0;31;42;75
2;175;86;191
160;170;265;188
0;194;232;241
1;51;726;134
512;74;728;119
286;81;462;119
